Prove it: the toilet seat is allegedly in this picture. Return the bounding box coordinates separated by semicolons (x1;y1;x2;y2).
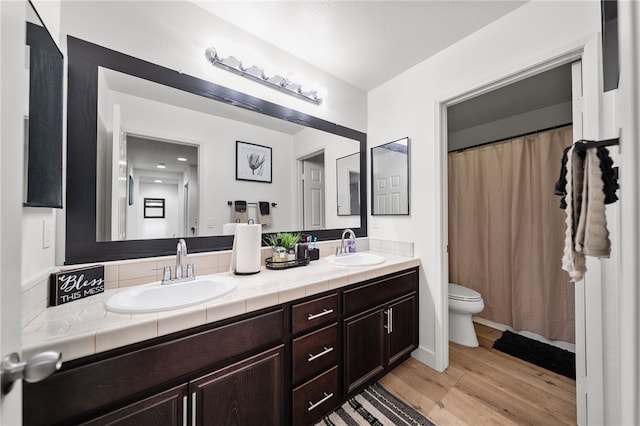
449;283;482;302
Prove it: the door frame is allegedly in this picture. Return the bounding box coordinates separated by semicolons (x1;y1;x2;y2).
297;149;325;230
435;35;603;424
1;1;27;423
617;1;640;424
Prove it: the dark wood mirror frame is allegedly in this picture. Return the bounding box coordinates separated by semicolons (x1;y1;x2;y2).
66;36;367;264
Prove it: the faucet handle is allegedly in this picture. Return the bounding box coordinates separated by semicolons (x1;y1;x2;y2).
186;264;195;278
154;266;172;282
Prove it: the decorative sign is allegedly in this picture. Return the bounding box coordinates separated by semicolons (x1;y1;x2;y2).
50;265;105;306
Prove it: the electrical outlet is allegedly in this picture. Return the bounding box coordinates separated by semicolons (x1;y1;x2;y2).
42;219;52;249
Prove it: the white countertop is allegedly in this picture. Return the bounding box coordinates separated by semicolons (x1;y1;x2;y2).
22;252;419;363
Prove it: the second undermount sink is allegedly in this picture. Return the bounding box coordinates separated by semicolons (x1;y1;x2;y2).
325;252;386;267
105;277;237;314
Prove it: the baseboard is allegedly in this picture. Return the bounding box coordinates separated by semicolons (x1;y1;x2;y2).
411;345;440;371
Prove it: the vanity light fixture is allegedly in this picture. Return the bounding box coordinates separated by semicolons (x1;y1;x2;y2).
205;47;326;105
177;157;187;162
156;163;166;169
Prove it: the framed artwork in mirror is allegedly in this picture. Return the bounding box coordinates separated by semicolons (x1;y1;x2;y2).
143;198;165;218
371;137;410;215
236;141;272;183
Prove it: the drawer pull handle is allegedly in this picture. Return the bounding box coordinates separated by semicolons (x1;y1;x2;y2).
308;346;334;362
308;392;334;412
191;392;196;426
308;308;334;321
182;395;187;426
384;308;393;334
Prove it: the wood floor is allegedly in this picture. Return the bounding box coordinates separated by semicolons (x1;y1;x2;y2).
379;323;577;425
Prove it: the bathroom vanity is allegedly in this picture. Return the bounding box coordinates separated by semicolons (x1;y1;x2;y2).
22;255;418;425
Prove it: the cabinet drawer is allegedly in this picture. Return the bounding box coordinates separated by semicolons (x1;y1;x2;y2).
292;323;338;384
292;293;338;334
343;269;417;317
292;366;339;425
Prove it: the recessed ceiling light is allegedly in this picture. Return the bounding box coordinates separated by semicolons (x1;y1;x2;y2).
156;163;166;169
177;157;187;162
154;179;163;183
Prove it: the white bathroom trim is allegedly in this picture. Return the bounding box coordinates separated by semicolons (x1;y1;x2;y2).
434;34;603;424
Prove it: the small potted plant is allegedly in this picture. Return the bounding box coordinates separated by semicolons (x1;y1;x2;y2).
264;232;300;263
278;232;301;261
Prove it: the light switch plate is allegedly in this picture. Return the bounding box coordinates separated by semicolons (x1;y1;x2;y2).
42;219;52;249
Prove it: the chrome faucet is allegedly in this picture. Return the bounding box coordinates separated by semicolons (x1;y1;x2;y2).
176;238;187;279
161;239;195;285
338;229;356;256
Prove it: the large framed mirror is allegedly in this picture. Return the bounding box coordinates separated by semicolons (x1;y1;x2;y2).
66;36;367;264
371;137;410;215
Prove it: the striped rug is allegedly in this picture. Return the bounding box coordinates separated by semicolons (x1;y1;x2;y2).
314;382;435;426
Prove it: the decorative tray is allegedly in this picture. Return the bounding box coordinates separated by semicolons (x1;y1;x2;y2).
265;257;310;270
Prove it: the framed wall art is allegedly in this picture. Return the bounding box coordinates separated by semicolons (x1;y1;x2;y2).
236;141;272;183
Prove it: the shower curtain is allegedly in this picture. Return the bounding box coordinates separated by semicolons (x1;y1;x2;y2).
448;126;575;343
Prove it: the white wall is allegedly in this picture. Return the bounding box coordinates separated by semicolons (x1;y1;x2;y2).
368;0;601;372
616;2;640;423
448;101;572;151
21;0;62;286
59;1;366;133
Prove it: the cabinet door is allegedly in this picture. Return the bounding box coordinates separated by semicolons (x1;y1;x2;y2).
344;308;385;395
82;385;187;426
387;294;417;365
190;345;284;426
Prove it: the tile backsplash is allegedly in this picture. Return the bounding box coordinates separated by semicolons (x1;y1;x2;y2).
21;237;412;328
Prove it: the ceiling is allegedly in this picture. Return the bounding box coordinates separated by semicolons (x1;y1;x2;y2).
195;1;529;91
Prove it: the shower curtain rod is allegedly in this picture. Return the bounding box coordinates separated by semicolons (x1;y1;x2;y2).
449;122;573;153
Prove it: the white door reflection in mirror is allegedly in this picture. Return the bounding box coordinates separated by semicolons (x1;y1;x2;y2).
371;137;410;215
301;153;325;230
336;152;360;216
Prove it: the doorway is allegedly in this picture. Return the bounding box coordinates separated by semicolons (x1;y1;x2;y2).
446;63;575;347
437;52;598;424
299;151;326;230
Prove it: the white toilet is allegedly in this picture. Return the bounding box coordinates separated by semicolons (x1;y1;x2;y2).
448;283;485;347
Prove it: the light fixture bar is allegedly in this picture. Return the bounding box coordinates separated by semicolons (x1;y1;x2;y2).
205;47;324;105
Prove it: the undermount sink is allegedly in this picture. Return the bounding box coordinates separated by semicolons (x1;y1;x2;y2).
105;277;237;314
325;252;386;267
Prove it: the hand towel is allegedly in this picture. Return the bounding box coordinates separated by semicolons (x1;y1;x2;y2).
232;200;249;223
561;146;586;282
577;149;611;257
257;201;272;227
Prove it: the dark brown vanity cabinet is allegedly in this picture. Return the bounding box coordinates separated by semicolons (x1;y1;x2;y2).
343;269;418;395
190;346;284;425
23;267;419;426
81;384;188;426
290;293;340;425
23;309;285;426
81;346;284;426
